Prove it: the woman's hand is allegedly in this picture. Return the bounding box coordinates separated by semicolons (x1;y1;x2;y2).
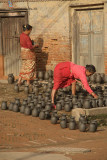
91;92;98;99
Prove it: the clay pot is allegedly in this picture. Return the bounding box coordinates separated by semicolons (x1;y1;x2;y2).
79;114;86;123
83;99;91;109
8;73;14;84
32;108;39;117
90;74;95;84
69;118;76;130
48;82;53;88
72;96;78;104
45;110;51;119
51;114;58;124
1;101;7;110
24;85;29;94
43;84;47;92
41;100;46;108
73;103;78;109
44;72;49;81
33;79;38;85
15;98;21;107
97;98;103;107
96;74;102;84
38;71;44;80
29;101;34;110
13;104;19;112
60;119;67;129
61;114;67;122
31;92;35;99
38;93;43;101
39;110;45;120
45;103;51;111
64;102;71;112
20;105;26;113
27;96;32;104
86;76;90;82
59;99;65;108
78;96;84;105
22;99;28;106
44;95;49;102
24;106;31;115
77;100;82;108
56;102;62;111
46;87;52;93
91;99;97;108
89;121;97;132
48;70;53;78
33;98;38;106
33;85;39;94
79;122;86;132
14;84;19;93
8;102;14;111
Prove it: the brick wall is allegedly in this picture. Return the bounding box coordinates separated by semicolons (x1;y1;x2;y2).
0;0;106;73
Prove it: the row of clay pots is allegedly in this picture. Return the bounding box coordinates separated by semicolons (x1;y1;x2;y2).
87;73;107;84
8;70;53;85
0;101;97;132
58;114;97;132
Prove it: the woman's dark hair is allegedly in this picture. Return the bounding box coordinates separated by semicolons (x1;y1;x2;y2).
22;24;32;31
85;64;96;73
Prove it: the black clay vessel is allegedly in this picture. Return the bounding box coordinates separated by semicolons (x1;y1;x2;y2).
83;99;91;109
97;98;103;107
51;115;58;124
38;71;44;80
27;96;32;104
45;103;51;111
15;98;21;107
1;101;7;110
96;74;102;84
14;84;19;93
72;96;78;104
20;105;26;113
60;118;67;129
8;102;14;111
33;85;39;94
22;99;28;106
8;73;14;84
64;102;71;112
89;121;96;132
56;102;62;111
44;72;49;81
24;106;31;115
32;108;39;117
79;122;86;132
13;104;19;112
39;110;45;120
24;85;29;94
69;118;76;130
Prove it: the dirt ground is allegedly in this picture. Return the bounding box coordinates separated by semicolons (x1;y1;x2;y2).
0;83;107;160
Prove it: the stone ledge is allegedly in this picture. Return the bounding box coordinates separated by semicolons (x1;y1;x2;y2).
58;107;107;121
83;107;107;116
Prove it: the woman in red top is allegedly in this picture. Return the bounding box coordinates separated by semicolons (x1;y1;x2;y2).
51;62;98;106
18;24;38;85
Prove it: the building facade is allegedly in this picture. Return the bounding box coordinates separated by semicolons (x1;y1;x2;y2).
0;0;107;79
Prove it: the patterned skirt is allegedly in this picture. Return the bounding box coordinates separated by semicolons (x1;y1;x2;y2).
19;48;36;80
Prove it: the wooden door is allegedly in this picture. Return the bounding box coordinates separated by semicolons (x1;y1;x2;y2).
76;9;104;73
1;16;26;76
